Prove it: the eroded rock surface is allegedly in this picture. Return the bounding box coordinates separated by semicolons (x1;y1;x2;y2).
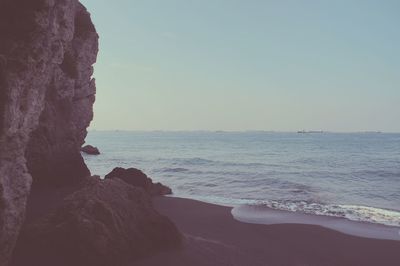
105;167;173;196
12;177;182;266
25;1;98;187
0;0;98;264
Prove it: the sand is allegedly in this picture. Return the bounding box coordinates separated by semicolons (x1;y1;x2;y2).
134;196;400;266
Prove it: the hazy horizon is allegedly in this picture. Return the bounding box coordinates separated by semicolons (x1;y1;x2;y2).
81;0;400;132
87;129;400;134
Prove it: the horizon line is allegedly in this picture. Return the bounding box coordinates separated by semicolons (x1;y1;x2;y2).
87;129;400;134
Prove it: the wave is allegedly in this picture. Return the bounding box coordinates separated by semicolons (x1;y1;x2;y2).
242;200;400;227
158;157;273;168
231;202;400;241
354;169;400;178
169;157;216;166
155;167;190;173
169;189;400;228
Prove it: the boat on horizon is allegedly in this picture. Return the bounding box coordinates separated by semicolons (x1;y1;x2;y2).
297;130;324;134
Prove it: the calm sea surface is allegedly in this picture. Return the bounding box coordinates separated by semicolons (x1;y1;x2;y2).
83;131;400;227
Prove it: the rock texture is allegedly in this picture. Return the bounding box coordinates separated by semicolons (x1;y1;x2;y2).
81;144;100;155
0;0;98;264
105;167;173;196
12;177;181;266
24;1;98;187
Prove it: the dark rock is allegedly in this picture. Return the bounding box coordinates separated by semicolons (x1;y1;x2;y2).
105;167;173;196
0;0;98;264
12;177;182;266
24;1;98;187
105;168;151;189
81;144;100;155
151;182;173;196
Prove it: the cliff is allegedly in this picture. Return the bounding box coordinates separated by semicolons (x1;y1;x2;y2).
1;2;181;265
0;0;98;264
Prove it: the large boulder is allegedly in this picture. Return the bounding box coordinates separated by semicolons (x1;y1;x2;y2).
105;167;173;196
0;0;98;264
12;177;182;266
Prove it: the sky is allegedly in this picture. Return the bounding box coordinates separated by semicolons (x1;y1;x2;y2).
80;0;400;132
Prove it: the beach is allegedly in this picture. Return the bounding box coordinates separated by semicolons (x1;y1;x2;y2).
2;1;399;265
84;131;400;229
135;196;400;266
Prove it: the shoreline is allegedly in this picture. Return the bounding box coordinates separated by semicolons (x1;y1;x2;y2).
166;194;400;241
232;204;400;241
135;196;400;266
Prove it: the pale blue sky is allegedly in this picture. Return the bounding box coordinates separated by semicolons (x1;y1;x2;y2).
81;0;400;132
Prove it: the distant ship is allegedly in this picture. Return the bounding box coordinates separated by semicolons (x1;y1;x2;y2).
363;131;382;134
297;130;323;134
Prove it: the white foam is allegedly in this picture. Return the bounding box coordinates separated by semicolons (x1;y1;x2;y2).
258;200;400;227
171;193;400;228
232;205;400;241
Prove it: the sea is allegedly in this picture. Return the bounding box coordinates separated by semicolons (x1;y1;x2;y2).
83;131;400;238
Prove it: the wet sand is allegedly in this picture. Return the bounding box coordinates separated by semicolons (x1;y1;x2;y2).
232;204;400;241
135;196;400;266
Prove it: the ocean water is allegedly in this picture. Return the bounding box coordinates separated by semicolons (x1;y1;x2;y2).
83;131;400;229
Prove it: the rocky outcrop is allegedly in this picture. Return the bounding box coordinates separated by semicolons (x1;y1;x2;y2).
24;1;98;187
12;177;181;266
105;167;173;196
81;144;100;155
0;0;98;264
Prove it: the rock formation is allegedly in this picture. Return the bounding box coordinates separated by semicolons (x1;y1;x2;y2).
12;177;181;266
24;1;98;187
1;2;182;265
81;144;100;155
0;0;98;264
105;167;173;196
